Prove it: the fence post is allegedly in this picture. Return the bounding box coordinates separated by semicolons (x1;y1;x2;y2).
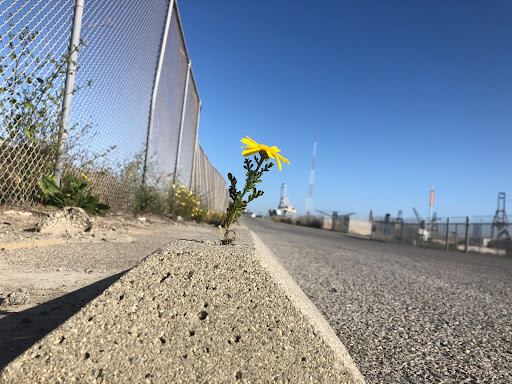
143;0;175;185
445;217;450;251
174;62;191;187
54;0;85;187
465;216;470;253
401;222;405;244
454;223;459;251
213;172;218;212
190;101;201;192
204;158;210;210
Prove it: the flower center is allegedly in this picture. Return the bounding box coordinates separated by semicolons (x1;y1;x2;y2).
259;147;270;160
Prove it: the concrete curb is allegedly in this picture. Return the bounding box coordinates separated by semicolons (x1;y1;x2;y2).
1;228;365;383
250;231;365;383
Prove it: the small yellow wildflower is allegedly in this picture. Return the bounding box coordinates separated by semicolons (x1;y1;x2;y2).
82;173;88;181
172;184;175;189
66;193;71;197
241;136;290;171
182;202;185;206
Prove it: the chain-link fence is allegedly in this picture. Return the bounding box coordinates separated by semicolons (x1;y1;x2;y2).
370;215;512;256
192;145;228;212
0;0;227;213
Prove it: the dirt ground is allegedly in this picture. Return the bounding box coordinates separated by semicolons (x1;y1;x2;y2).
0;206;215;370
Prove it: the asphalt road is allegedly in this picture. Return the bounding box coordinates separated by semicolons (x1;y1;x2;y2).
245;218;512;384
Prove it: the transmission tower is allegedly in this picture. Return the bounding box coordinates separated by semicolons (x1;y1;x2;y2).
305;134;316;216
491;192;511;240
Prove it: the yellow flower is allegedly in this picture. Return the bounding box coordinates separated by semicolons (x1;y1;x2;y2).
172;184;175;189
182;202;185;206
82;173;88;181
241;136;290;171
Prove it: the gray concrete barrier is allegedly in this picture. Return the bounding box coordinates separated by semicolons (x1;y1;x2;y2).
1;228;365;383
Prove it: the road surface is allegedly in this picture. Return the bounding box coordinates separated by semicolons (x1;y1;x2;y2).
245;218;512;384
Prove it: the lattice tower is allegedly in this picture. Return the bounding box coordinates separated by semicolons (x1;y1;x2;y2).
305;135;316;216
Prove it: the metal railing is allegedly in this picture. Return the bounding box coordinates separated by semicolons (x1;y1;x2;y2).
370;215;512;256
0;0;227;213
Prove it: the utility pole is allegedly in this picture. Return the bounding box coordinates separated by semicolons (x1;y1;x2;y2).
429;186;434;239
305;134;316;216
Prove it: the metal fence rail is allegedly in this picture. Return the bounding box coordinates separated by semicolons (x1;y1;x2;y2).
0;0;227;213
371;215;512;256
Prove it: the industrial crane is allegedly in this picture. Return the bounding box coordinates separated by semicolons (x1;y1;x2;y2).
315;210;356;217
412;207;429;241
412;207;425;228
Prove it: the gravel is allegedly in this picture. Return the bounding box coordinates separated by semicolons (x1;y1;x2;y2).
245;218;512;384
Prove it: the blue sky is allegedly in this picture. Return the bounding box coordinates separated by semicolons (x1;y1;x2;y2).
179;0;512;219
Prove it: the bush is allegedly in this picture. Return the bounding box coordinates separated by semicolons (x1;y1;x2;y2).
37;173;110;216
133;185;163;214
305;219;322;228
166;184;201;219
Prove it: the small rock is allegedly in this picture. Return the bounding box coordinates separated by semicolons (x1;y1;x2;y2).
176;216;184;222
2;288;30;306
431;370;446;380
137;217;147;223
36;207;93;235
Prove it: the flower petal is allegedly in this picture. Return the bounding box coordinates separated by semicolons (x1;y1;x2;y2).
270;146;281;153
275;156;282;171
242;148;260;156
276;152;290;164
241;136;258;147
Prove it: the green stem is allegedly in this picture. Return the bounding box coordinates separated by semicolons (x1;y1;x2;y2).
224;155;265;236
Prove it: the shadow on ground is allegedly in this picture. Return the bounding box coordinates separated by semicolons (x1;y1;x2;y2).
0;271;126;371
